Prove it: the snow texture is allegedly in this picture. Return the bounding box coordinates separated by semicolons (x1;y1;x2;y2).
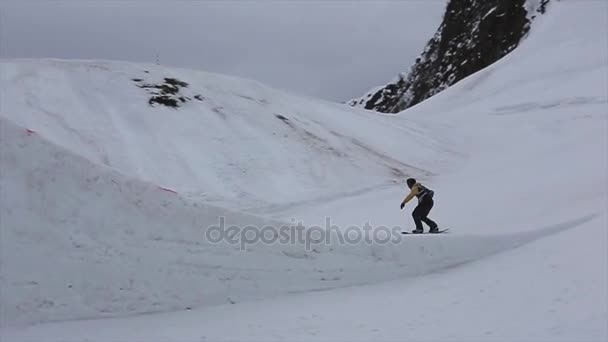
1;0;607;340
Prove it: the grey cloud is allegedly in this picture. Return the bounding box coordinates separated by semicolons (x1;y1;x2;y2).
1;1;445;101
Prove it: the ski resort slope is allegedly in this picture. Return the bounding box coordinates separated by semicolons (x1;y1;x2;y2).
3;214;605;342
3;116;565;326
273;0;608;237
1;0;607;341
0;57;443;210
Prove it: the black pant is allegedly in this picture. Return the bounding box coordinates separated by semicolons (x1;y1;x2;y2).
412;198;438;231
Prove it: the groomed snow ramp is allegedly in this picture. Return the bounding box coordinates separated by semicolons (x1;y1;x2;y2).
0;116;590;326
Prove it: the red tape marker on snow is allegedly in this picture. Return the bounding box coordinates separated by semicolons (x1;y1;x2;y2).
158;186;178;194
26;129;35;136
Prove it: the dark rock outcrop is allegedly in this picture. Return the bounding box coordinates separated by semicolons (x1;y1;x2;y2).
133;77;204;108
350;0;551;113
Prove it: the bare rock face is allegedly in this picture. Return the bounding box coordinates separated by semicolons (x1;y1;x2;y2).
350;0;550;113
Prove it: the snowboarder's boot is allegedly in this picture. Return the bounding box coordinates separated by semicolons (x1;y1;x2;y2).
429;227;440;234
411;229;423;234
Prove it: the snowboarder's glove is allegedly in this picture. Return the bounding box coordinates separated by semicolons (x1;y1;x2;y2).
400;202;405;210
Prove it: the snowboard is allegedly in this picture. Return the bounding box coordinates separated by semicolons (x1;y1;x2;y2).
401;228;449;235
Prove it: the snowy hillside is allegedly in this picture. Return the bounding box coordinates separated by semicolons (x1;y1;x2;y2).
0;59;449;209
2;56;581;326
1;0;607;340
3;115;562;326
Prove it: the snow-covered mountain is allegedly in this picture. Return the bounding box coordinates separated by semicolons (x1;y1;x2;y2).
349;0;551;113
1;0;607;340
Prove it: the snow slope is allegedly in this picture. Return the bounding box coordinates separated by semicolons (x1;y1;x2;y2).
1;0;607;340
3;213;605;342
257;0;608;238
0;58;447;209
1;117;567;326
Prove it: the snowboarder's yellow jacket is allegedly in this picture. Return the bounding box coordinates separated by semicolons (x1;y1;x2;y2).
401;182;423;206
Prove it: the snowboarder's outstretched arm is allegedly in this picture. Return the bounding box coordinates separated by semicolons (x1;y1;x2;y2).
400;185;420;209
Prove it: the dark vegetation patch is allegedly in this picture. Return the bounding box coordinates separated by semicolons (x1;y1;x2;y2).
275;114;290;122
275;114;296;129
133;77;204;108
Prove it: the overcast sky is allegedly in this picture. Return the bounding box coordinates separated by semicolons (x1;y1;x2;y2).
0;1;445;102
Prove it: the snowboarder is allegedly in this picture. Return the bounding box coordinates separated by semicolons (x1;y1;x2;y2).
400;178;439;234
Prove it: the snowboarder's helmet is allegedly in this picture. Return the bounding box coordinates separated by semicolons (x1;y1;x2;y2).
406;178;416;188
